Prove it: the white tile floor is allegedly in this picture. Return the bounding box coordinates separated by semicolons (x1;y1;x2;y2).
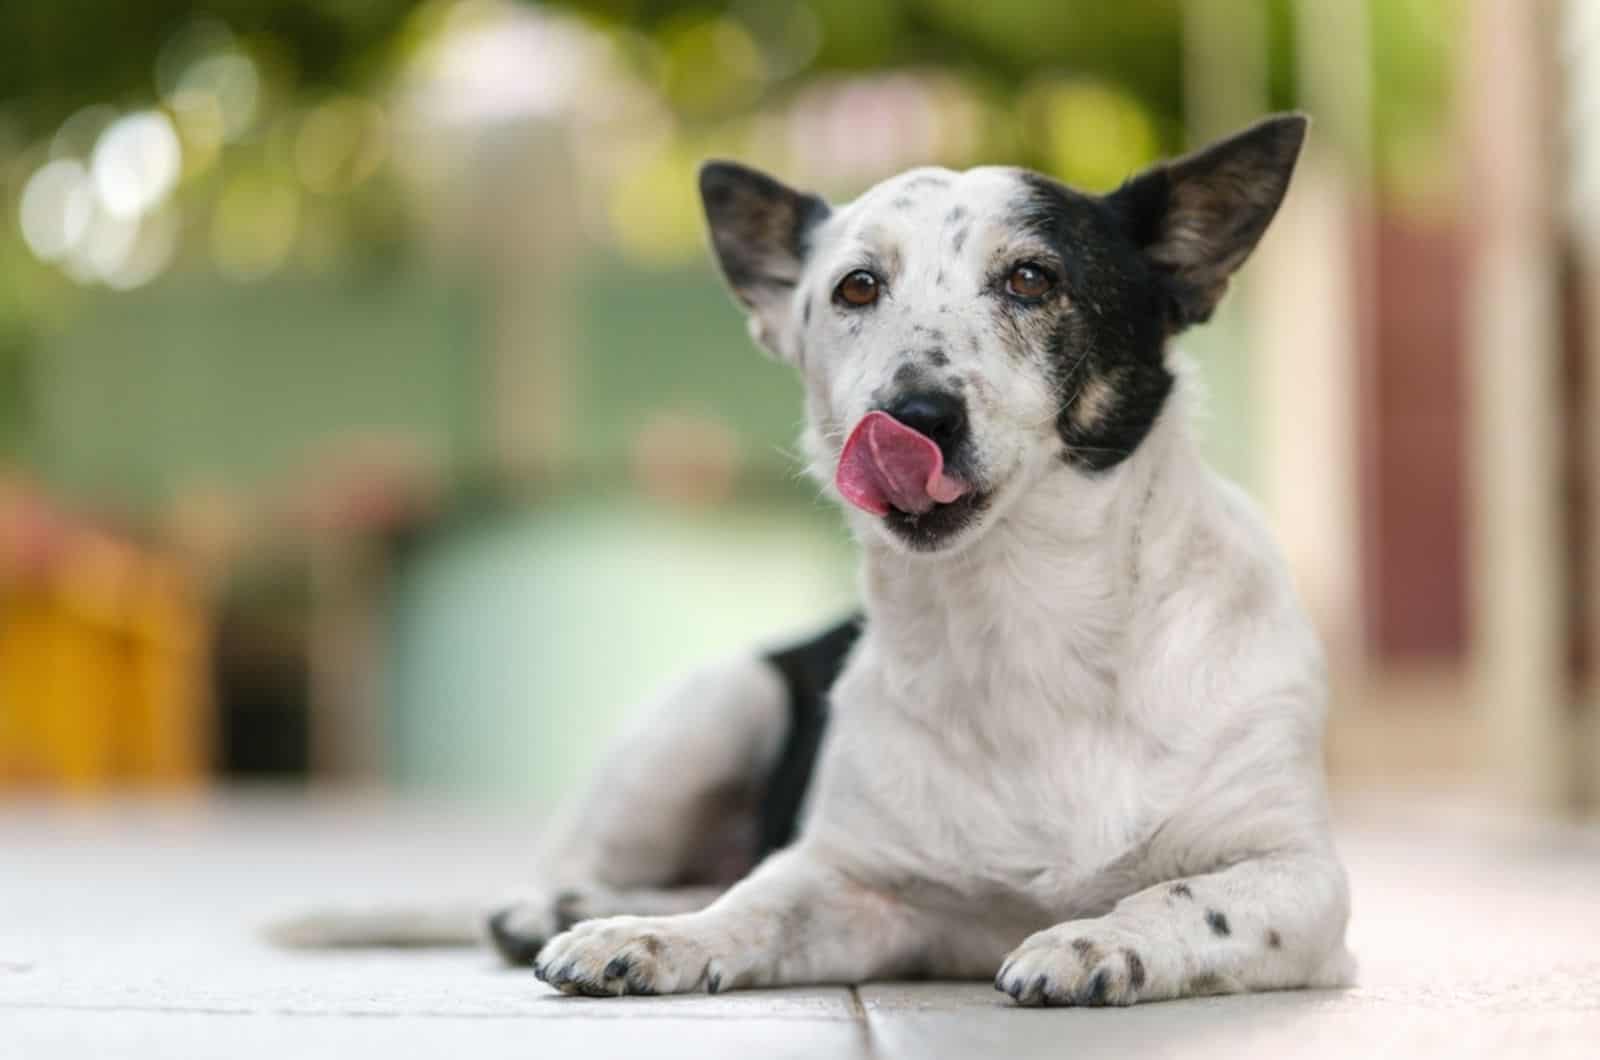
4;793;1598;1058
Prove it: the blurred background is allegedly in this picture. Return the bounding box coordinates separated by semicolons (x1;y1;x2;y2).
1;0;1596;817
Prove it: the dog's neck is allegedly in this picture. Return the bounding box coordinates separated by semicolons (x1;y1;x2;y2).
858;366;1207;701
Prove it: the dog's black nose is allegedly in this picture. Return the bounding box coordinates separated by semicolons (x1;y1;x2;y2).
886;390;967;453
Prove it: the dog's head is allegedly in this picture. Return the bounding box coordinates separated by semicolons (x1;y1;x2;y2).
699;115;1306;554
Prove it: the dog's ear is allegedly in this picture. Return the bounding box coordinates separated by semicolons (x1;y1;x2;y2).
1107;113;1307;329
699;161;831;359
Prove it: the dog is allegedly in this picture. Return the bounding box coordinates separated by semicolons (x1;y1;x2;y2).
273;113;1353;1006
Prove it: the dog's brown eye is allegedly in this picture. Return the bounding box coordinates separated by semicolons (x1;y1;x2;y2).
835;270;881;308
1006;263;1053;299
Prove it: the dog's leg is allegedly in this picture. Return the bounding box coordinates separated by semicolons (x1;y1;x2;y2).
993;852;1353;1006
534;846;941;995
490;617;862;965
485;652;788;961
553;885;727;921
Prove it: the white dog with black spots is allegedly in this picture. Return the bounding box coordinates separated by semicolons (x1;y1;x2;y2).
274;114;1354;1007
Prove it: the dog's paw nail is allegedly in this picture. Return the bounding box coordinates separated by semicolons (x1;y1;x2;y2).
1080;969;1110;1007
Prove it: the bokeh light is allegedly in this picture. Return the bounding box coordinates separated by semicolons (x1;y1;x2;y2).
90;110;182;219
606;142;709;267
1021;78;1159;192
74;208;140;284
211;172;300;280
100;206;180;291
169;90;227;178
50;104;119;162
174;52;260;143
19;159;95;262
294;98;389;195
656;15;767;114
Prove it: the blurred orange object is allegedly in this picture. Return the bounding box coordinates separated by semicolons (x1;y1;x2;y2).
0;480;209;793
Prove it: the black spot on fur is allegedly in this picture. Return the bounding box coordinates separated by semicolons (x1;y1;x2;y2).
905;174;951;191
1123;949;1146;990
756;617;864;856
1187;972;1227;996
605;956;631;979
950;225;970;254
802;295;813;325
893;361;922;387
944;204;969;224
1071;938;1100;964
1170;883;1194;900
1006;171;1174;471
927;347;949;367
892;195;915;210
1266;929;1282;949
1205;909;1231;937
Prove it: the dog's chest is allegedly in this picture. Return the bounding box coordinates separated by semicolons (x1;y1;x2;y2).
820;609;1180;913
806;485;1200;911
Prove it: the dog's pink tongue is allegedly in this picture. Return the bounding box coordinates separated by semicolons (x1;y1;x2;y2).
836;411;970;516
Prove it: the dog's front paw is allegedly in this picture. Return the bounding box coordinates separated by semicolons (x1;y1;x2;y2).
535;916;719;997
996;920;1164;1007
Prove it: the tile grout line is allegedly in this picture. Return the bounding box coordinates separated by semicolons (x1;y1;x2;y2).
845;986;868;1024
845;985;882;1058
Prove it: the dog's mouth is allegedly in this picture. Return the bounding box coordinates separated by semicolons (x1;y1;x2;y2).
835;411;992;550
878;488;991;550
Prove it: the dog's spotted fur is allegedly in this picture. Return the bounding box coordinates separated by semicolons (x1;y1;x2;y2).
269;115;1353;1008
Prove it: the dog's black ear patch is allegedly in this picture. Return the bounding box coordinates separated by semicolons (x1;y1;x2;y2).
1107;114;1307;329
699;161;830;355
